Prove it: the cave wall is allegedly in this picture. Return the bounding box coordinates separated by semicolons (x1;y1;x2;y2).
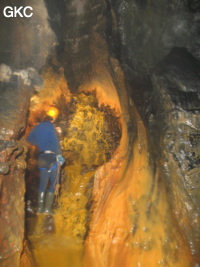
103;0;200;259
0;0;56;69
44;0;102;92
104;0;200;119
43;0;200;263
151;48;200;258
0;1;56;266
0;0;200;266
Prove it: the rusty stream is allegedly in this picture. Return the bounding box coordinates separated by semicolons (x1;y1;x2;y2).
24;67;192;267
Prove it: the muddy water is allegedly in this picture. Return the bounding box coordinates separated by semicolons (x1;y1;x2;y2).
25;165;93;267
27;216;83;267
25;67;193;266
25;81;122;266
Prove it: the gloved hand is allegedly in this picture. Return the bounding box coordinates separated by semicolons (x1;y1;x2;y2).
56;155;65;166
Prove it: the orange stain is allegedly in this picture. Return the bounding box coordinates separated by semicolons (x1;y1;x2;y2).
25;65;193;267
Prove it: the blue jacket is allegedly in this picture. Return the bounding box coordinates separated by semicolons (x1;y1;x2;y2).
27;121;61;154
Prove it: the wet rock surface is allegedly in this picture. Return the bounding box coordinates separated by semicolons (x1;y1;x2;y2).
153;48;200;111
104;0;200;121
25;89;122;243
0;0;200;266
44;0;106;92
102;1;200;259
0;76;33;265
0;1;56;266
0;140;28;266
150;47;200;258
0;78;33;138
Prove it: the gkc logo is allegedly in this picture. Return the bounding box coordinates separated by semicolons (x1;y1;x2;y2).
3;6;33;18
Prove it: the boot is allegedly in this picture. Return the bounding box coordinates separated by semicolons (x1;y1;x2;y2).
37;192;45;213
43;192;55;214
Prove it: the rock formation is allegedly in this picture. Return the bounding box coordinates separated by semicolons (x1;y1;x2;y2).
0;0;199;266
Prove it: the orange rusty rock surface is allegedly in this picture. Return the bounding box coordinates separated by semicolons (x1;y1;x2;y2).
81;62;193;266
24;62;193;267
84;106;192;266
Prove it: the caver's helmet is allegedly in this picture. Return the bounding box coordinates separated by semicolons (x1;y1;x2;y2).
46;106;59;120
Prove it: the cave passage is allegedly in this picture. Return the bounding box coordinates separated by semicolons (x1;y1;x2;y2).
0;1;199;266
22;65;193;267
24;67;122;266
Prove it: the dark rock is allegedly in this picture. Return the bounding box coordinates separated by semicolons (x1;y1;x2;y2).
44;0;105;92
0;0;56;70
0;78;32;139
104;0;200;120
151;47;200;257
154;47;200;112
188;0;200;12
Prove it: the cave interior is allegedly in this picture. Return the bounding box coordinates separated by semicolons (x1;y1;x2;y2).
0;0;200;267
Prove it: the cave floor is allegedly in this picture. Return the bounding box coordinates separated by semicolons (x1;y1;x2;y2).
25;163;95;267
24;89;122;266
26;214;83;267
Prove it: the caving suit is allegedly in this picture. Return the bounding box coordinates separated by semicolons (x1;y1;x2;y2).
27;120;64;214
